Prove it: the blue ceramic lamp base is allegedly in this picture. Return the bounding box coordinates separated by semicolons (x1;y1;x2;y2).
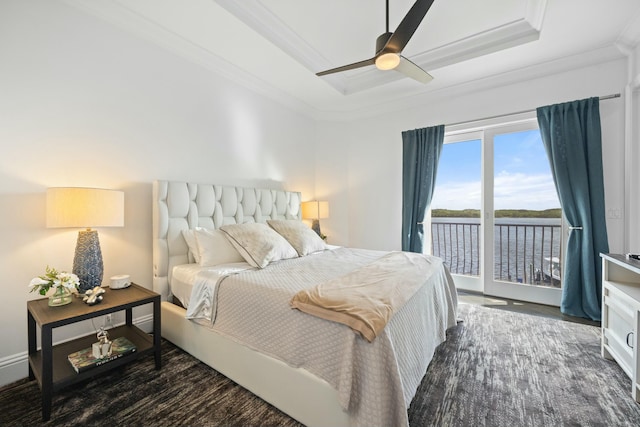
311;219;321;236
72;229;104;293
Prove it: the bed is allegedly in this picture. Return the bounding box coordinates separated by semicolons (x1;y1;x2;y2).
152;180;458;427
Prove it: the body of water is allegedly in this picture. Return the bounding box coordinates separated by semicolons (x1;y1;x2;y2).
430;217;562;286
432;217;562;226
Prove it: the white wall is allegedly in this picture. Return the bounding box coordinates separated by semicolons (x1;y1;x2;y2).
319;59;629;254
314;121;351;246
0;0;636;389
0;0;316;386
626;44;640;252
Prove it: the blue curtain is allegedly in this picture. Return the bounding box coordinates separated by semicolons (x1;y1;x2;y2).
402;125;445;253
536;97;609;320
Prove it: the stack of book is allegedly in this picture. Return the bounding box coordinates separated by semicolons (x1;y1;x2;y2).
67;337;137;373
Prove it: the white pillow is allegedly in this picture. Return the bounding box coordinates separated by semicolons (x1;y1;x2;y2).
194;228;245;266
267;219;327;256
219;223;298;268
182;229;200;264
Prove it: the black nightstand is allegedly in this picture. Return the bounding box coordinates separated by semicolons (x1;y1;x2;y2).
27;283;161;421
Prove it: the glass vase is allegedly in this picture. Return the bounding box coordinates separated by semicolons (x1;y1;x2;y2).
48;286;73;307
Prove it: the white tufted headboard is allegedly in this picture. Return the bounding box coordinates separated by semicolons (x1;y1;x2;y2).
152;180;302;301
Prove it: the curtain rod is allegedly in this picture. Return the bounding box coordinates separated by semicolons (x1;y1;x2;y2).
446;93;621;128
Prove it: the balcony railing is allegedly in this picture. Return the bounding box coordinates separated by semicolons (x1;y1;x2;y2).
430;219;562;287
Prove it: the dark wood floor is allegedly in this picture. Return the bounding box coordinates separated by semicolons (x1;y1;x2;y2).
457;290;600;327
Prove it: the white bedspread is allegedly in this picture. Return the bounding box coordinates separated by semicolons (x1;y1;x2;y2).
184;263;253;320
186;247;457;427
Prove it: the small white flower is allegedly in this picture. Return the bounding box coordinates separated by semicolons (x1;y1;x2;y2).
28;267;80;295
58;272;80;289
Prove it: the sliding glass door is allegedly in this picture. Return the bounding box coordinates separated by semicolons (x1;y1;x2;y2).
484;122;563;305
428;119;563;306
428;131;483;293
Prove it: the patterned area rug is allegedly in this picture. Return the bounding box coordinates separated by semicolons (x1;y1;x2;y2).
2;303;640;426
411;303;640;426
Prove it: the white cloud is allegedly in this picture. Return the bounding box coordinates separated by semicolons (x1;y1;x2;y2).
430;172;560;211
431;181;481;210
494;172;560;210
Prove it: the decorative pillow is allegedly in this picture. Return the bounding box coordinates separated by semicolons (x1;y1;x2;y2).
267;219;327;256
194;228;245;267
181;229;200;264
219;223;298;268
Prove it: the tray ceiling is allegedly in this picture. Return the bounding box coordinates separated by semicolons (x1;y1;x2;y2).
64;0;640;119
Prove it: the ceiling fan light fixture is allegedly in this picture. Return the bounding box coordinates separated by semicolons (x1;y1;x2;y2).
375;52;400;70
315;0;435;82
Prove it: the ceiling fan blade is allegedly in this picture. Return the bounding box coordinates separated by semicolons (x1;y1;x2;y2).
316;58;376;76
384;0;435;54
395;56;433;83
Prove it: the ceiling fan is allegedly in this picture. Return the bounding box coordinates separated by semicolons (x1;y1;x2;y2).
316;0;435;84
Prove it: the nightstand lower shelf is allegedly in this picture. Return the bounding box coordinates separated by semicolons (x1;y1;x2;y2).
28;325;154;390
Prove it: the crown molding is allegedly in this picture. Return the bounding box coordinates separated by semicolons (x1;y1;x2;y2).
525;0;548;30
345;17;541;94
218;0;547;95
62;0;320;119
60;0;628;122
316;45;626;122
617;7;640;49
214;0;347;94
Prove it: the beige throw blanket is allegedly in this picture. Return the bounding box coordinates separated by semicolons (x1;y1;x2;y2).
290;251;439;342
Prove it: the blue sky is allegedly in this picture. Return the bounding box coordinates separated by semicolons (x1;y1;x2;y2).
430;129;561;210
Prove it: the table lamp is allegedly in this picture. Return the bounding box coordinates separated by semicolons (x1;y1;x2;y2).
46;187;124;293
301;201;329;238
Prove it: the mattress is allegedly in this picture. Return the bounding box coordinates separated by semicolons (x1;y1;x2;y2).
176;247;457;427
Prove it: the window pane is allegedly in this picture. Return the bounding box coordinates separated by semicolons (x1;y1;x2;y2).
430;139;481;276
493;129;562;287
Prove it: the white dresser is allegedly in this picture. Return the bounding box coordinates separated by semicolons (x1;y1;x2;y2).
601;253;640;402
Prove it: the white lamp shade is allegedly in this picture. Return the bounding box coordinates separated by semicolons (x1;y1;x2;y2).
301;201;329;220
47;187;124;228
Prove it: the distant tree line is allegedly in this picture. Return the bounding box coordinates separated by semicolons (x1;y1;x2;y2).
431;208;561;218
